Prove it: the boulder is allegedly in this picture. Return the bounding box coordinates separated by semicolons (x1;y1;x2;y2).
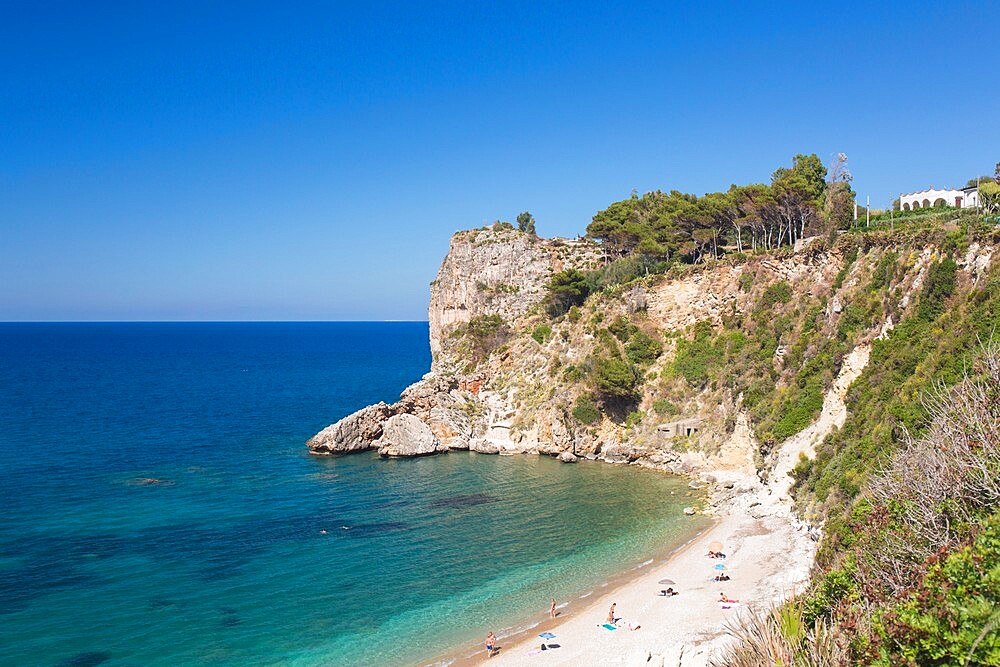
469;438;500;454
601;444;629;463
307;402;395;455
375;414;445;457
427;406;471;450
683;506;696;515
557;451;578;463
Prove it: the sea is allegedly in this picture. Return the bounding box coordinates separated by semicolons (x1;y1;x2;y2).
0;322;705;666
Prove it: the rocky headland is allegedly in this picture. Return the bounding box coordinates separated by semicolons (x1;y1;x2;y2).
307;223;996;664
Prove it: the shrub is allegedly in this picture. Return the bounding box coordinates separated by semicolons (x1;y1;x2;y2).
625;410;644;428
531;323;552;344
868;251;898;291
916;257;957;321
759;281;793;309
672;321;719;388
652;399;679;416
546;269;590;317
608;316;638;342
592;355;639;398
571;396;601;424
868;512;1000;666
461;314;510;361
625;330;663;366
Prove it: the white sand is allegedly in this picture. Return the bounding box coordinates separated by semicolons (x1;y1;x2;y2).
462;482;815;666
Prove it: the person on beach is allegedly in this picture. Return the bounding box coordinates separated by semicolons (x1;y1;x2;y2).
607;603;616;624
550;598;557;618
485;631;497;658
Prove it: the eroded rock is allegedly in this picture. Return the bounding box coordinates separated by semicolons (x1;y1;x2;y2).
375;414;445;457
307;402;395;455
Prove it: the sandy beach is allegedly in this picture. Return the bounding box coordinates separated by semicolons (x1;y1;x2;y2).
444;473;816;666
438;345;871;667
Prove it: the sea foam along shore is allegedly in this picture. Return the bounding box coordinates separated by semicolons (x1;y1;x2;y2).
435;344;872;667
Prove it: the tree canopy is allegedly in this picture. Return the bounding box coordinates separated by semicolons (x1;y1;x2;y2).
585;153;843;262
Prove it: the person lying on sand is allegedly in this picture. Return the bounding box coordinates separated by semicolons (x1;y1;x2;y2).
714;573;730;581
718;592;739;603
657;587;678;596
707;550;727;558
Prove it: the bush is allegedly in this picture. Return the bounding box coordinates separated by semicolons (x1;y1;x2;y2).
759;281;793;309
916;257;957;321
462;314;510;361
625;410;644;428
608;316;638;342
672;321;719;387
546;269;590;318
571;396;601;424
531;323;552;344
625;330;663;366
653;399;679;416
592;355;639;398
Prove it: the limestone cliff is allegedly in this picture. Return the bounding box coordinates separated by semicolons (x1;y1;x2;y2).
308;226;997;492
428;227;601;365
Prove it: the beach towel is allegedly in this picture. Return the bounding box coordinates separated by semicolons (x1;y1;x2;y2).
601;623;617;631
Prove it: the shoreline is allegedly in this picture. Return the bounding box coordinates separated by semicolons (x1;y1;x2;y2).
418;449;819;667
425;514;718;667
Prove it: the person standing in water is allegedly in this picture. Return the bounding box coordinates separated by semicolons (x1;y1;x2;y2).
550;598;557;618
607;603;616;624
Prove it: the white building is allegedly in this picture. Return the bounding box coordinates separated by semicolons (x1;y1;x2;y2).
900;185;979;211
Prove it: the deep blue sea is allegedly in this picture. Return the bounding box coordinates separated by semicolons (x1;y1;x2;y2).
0;323;702;666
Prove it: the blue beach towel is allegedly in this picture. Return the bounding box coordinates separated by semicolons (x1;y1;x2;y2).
601;623;617;631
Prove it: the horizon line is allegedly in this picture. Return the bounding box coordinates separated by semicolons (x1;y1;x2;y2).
0;319;431;324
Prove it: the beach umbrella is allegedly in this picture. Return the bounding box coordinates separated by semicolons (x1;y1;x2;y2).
657;578;676;585
707;540;724;552
714;563;726;571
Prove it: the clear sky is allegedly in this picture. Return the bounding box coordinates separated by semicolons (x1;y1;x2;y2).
2;1;997;321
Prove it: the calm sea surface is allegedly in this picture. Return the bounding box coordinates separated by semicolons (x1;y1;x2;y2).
0;322;703;666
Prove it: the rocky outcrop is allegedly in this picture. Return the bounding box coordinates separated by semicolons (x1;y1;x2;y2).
428;229;601;365
307;402;396;455
309;227;995;478
375;414;446;457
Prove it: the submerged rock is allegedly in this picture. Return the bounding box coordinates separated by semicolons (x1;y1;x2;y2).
307;402;395;455
375;414;445;457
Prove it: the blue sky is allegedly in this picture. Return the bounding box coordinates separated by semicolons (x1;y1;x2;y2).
2;1;997;321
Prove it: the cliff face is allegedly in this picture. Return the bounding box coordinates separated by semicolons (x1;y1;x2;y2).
428;228;601;364
309;226;996;487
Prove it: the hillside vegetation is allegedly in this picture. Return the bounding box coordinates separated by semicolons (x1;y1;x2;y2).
429;156;1000;664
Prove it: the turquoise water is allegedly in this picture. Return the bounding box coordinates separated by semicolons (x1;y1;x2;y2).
0;323;702;666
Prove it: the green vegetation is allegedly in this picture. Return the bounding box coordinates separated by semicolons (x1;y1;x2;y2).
516;211;536;235
453;314;510;363
531;323;552;344
545;269;590;317
571;395;600;424
591;355;639;399
652;398;679;416
586;153;835;262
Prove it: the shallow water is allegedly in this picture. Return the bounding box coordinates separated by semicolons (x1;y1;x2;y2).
0;323;703;666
